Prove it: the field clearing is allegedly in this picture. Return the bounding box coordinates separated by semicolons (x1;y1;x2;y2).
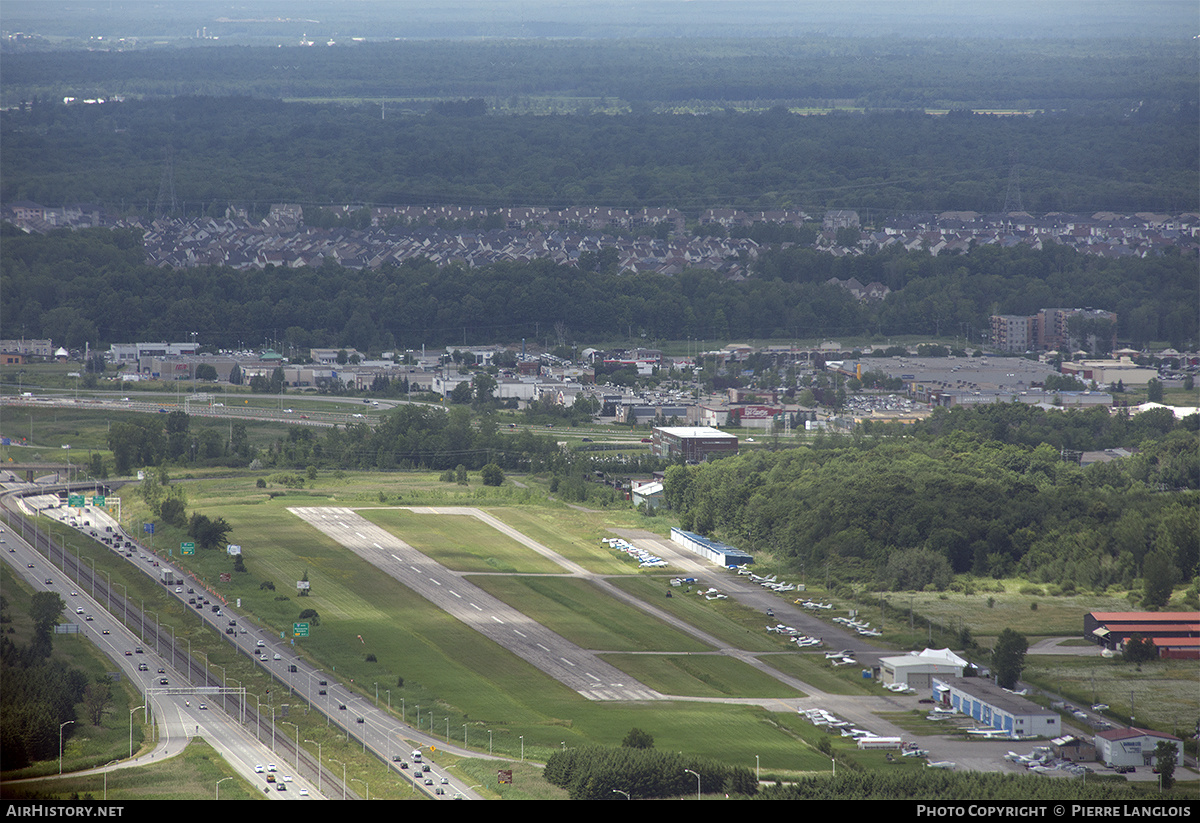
898;586;1141;640
598;652;804;699
465;575;713;653
361;507;565;574
487;506;661;575
607;575;790;653
1022;656;1199;732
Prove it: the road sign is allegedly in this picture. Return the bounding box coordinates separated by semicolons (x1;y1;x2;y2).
293;623;309;637
181;542;195;555
144;523;155;534
68;494;85;507
91;495;105;507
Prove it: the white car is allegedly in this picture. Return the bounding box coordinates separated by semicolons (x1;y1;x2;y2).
254;765;264;774
299;788;309;797
283;775;293;782
175;586;183;593
267;763;277;772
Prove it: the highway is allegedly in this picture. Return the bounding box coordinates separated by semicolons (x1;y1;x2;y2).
0;479;482;800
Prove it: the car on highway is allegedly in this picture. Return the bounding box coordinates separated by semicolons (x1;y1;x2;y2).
76;607;85;614
26;563;34;569
424;777;434;786
299;788;308;797
199;703;207;710
255;765;264;773
102;629;110;635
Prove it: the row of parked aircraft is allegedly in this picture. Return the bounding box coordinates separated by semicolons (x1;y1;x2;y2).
764;623;823;647
733;566;799;592
603;537;667;567
832;615;883;637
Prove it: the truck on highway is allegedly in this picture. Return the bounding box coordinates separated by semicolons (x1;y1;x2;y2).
159;568;176;586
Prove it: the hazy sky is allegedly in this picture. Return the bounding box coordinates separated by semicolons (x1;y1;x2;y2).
2;0;1195;41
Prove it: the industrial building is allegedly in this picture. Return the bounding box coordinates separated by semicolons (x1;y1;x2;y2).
650;426;738;463
879;648;969;689
1084;611;1200;659
931;676;1061;738
670;528;753;567
1095;728;1183;769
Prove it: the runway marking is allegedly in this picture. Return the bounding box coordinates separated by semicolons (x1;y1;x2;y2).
491;616;504;624
560;658;575;667
449;590;462;599
470;603;482;611
513;629;526;637
429;578;441;586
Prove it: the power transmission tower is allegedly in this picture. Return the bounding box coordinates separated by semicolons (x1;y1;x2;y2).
1002;152;1024;215
155;145;179;218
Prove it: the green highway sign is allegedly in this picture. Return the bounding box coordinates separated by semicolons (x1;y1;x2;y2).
68;495;85;507
181;542;196;555
293;623;310;637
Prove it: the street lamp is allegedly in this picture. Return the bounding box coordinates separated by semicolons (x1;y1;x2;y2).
612;789;630;799
59;720;75;774
282;721;300;771
330;757;347;800
305;739;322;795
684;768;700;800
351;777;369;800
129;705;145;758
519;735;524;761
216;776;233;799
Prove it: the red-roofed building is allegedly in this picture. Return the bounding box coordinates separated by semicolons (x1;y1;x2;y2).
1084;611;1200;659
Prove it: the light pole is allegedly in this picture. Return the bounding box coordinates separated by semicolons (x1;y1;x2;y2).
216;776;233;799
305;739;322;794
59;720;75;774
684;768;700;800
755;755;759;783
351;777;369;800
488;729;493;756
103;760;119;800
613;789;630;799
520;735;524;761
330;758;347;800
282;721;300;771
129;705;145;758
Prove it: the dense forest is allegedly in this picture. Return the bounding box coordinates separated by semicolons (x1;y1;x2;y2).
662;406;1199;594
2;94;1196;215
4;37;1197;112
2;226;1195;350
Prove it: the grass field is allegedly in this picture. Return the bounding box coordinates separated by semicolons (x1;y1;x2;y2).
362;508;566;574
3;421;1196;798
1;739;264;801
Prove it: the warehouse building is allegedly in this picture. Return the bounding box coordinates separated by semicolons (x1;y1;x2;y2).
651;426;738;463
931;676;1060;738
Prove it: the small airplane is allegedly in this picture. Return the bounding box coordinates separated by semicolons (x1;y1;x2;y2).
926;761;956;770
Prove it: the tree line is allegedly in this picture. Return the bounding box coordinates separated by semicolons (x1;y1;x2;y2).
663;409;1199;596
3;227;1196;351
